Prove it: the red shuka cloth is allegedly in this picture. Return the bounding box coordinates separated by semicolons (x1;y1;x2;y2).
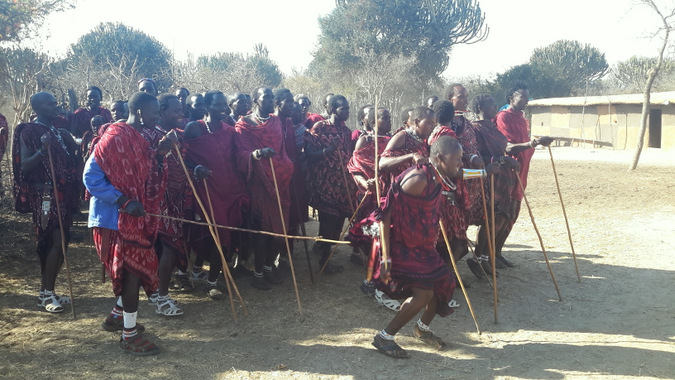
186;121;249;253
281;116;309;227
380;130;429;196
428;125;469;242
451;115;483;225
347;134;391;216
157;128;193;266
495;107;532;201
303;113;324;130
305;119;357;218
92;122;166;297
376;164;456;317
70;107;113;138
235;115;294;234
12;122;80;259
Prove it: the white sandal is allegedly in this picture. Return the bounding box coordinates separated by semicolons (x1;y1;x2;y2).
448;299;460;308
38;294;64;313
155;297;184;317
374;290;401;312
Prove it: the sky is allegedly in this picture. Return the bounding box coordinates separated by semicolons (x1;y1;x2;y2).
35;0;671;81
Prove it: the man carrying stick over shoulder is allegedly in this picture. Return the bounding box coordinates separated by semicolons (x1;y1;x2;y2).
371;135;462;359
85;91;168;355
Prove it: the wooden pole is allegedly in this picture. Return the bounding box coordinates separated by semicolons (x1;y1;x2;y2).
490;174;498;323
372;97;388;274
439;220;481;335
479;176;498;323
515;173;563;301
269;157;303;316
291;177;315;285
47;146;76;319
174;145;247;318
547;146;581;282
317;191;369;277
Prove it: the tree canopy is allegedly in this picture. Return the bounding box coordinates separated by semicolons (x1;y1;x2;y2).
0;0;74;42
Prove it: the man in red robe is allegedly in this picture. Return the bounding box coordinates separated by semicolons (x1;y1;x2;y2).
184;91;249;298
69;86;113;138
235;87;294;290
305;94;356;273
12;91;80;313
379;106;435;195
371;135;462;359
89;91;167;355
495;84;553;266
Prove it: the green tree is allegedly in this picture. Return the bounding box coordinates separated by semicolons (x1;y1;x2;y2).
0;0;74;42
0;47;50;124
311;0;487;89
489;63;564;103
56;22;173;102
529;39;609;95
612;55;675;93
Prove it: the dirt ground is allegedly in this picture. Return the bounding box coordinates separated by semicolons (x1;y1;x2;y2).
1;146;674;380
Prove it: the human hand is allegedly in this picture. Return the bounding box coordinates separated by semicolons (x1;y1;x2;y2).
366;178;377;192
503;156;520;171
123;200;146;217
485;162;500;176
40;133;53;151
194;165;212;180
411;153;428;165
471;155;485;169
537;136;555;147
259;147;277;158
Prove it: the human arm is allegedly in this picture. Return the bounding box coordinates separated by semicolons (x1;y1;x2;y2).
83;155;145;217
378;133;427;172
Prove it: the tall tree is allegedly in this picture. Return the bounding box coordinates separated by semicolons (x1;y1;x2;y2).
529;39;609;95
0;0;74;42
311;0;487;89
612;55;675;93
56;22;173;102
0;47;50;124
630;0;675;171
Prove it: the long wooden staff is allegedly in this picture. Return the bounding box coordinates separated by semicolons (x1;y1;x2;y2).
439;219;481;335
490;175;498;321
317;191;369;277
291;177;315;285
47;146;76;319
479;176;498;323
269;157;303;316
204;179;239;322
337;150;355;214
515;173;563;301
547;146;581;282
146;213;349;245
373;98;388;275
174;145;246;319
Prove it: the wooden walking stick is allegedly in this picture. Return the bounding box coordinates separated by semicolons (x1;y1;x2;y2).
291;177;315;285
515;173;563;301
47;146;76;319
269;157;303;316
490;174;499;319
204;179;239;322
547;146;581;282
372;99;389;275
317;191;369;277
439;219;481;335
173;145;247;319
479;176;498;323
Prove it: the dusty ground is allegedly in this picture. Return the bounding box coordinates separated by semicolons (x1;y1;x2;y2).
1;146;674;380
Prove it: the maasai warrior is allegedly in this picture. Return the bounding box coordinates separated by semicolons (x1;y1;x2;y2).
0;112;9;194
187;94;207;122
305;94;356;274
174;87;190;119
274;89;308;249
151;93;192;315
494;84;553;267
379;106;435;195
371;135;462;359
235;86;294;290
70;86;113;138
110;100;129;122
445;83;485;225
393;107;413;136
229;92;248;124
85;91;169;355
297;94;324;130
348;107;392;219
428;100;471;265
12;91;80;313
351;104;374;147
184;91;249;298
347;107;391;280
469;94;520;273
426;95;439;108
81;115;105;162
138;78;158;97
